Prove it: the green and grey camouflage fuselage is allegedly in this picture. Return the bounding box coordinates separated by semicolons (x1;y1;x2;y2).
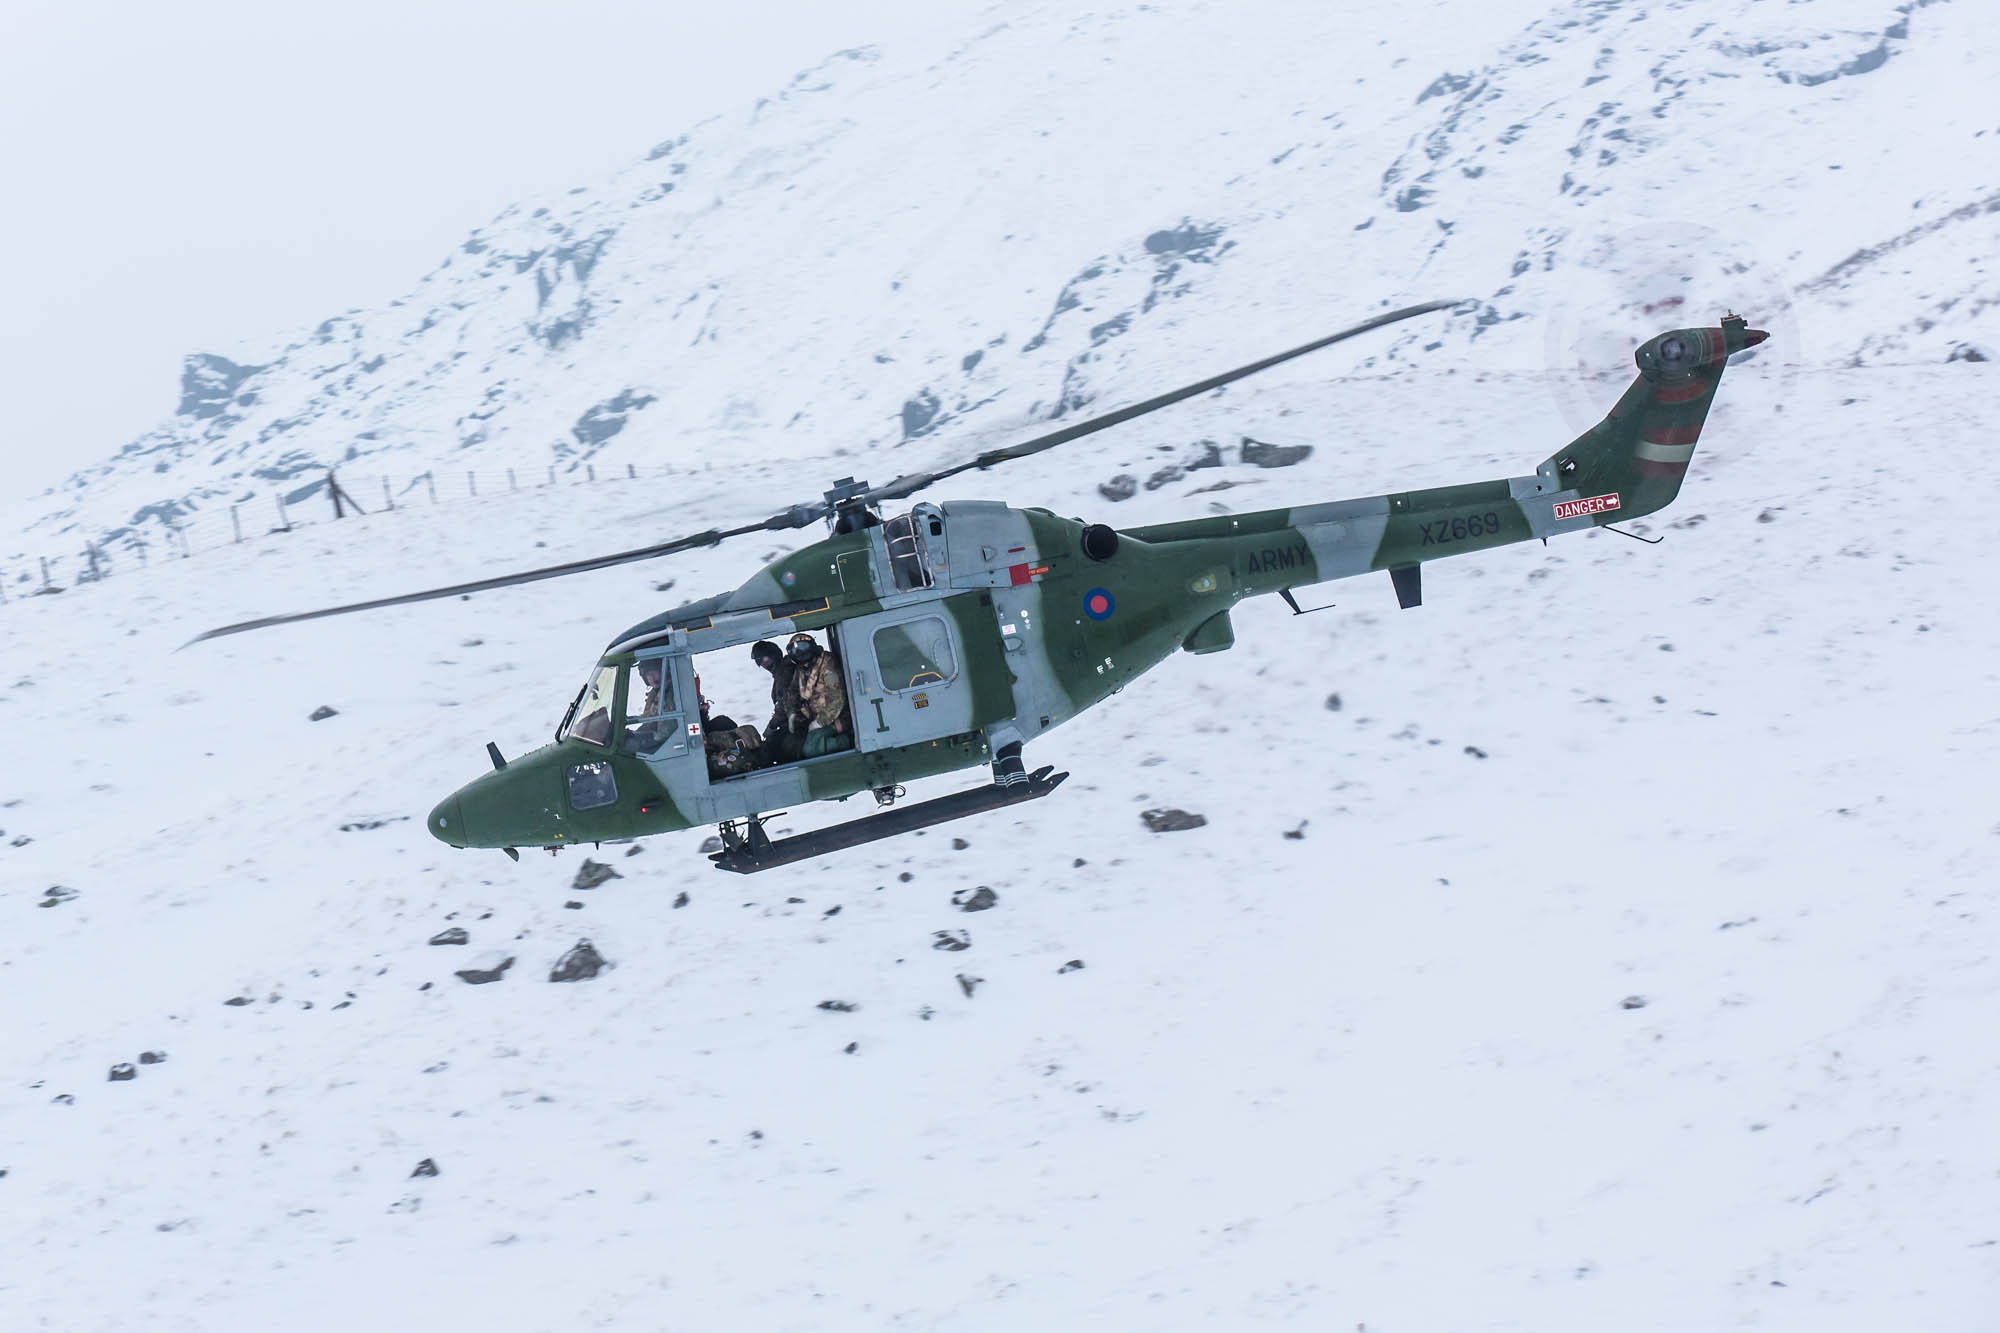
428;316;1766;858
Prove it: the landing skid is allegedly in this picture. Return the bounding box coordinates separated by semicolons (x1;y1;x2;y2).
709;767;1069;874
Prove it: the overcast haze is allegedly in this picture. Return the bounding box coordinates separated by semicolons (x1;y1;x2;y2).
0;0;992;500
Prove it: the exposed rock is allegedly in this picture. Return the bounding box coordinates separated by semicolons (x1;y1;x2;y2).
1098;474;1138;502
1240;436;1314;468
410;1158;440;1178
1757;508;1779;524
956;973;983;998
897;871;914;882
953;886;998;912
572;389;658;448
309;705;338;721
843;1041;859;1054
1283;822;1308;841
51;1093;75;1105
951;837;970;851
1144;465;1184;491
1185;439;1223;471
455;955;514;985
1324;692;1342;712
931;930;971;952
901;388;944;440
1141;808;1207;833
572;859;621;890
428;927;470;946
177;352;264;419
1621;995;1649;1010
1947;343;1990;363
1057;959;1086;974
549;939;607;982
108;1063;137;1082
672;891;689;909
1464;745;1488;759
623;844;644;857
564;900;584;910
817;999;857;1013
38;885;77;908
698;836;724;854
223;996;253;1007
823;905;841;918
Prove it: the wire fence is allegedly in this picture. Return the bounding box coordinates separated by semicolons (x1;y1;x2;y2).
2;461;680;605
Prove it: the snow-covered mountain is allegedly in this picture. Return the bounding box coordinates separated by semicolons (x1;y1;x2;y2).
4;2;1998;1329
10;0;1993;567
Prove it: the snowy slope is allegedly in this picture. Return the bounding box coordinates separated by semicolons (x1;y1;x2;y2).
8;0;1994;566
5;1;2000;1330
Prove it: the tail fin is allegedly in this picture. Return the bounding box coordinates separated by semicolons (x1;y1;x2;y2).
1541;314;1767;521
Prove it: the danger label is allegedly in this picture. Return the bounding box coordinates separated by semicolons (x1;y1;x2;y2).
1554;493;1621;521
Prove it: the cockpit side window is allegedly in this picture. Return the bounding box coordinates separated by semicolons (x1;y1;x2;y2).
623;652;685;757
561;665;621;748
882;512;933;591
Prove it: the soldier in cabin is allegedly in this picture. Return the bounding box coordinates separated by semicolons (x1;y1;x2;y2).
787;632;851;758
751;639;806;765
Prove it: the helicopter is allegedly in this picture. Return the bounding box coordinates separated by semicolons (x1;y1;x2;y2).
194;301;1767;872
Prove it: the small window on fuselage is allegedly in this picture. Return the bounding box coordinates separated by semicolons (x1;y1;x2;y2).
873;616;956;690
568;760;617;810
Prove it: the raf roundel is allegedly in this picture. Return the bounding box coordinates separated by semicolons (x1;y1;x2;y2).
1083;587;1115;621
781;570;797;587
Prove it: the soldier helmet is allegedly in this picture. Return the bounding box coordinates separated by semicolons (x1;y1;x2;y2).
750;640;783;667
785;632;820;665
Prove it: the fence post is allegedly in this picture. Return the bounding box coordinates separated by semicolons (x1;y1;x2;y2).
175;523;190;558
468;471;477;497
508;468;516;491
83;543;102;583
383;477;393;511
40;556;55;591
425;472;438;503
329;469;344;520
547;465;555;486
587;463;595;483
231;505;242;543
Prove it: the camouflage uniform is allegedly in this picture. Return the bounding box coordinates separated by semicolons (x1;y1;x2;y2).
797;651;851;757
761;660;805;764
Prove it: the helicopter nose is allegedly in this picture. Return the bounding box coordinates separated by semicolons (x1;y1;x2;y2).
429;795;467;848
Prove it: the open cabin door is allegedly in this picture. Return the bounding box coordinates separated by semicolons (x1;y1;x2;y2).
840;593;1009;752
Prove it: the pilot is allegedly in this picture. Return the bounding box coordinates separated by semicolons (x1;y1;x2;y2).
752;639;804;764
624;658;675;753
788;632;851;758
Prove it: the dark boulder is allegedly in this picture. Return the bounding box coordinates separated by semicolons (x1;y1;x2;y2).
572;859;621;890
549;940;608;982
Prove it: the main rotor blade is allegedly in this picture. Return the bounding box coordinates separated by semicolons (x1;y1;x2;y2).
185;505;823;646
864;298;1465;502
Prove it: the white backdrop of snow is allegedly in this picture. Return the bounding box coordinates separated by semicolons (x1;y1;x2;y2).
3;1;1998;1329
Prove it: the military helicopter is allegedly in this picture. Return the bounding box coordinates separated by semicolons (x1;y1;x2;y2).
194;301;1767;872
